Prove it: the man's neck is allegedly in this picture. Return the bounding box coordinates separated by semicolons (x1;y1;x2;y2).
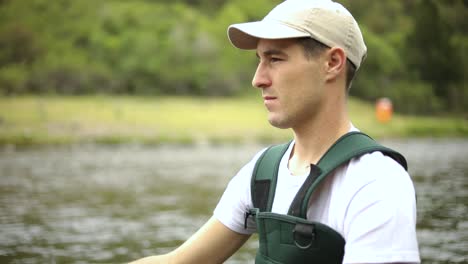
290;102;350;167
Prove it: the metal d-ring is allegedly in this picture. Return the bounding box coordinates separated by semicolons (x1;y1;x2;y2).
292;223;316;249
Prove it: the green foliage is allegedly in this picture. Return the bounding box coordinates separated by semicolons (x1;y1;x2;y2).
0;64;28;94
405;0;468;113
406;1;462;97
346;0;467;115
385;81;443;114
351;26;405;100
0;0;466;114
0;24;42;66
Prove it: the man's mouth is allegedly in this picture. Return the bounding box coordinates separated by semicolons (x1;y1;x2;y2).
263;96;277;109
263;96;277;101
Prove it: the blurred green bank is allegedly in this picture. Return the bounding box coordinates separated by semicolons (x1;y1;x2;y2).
0;96;467;147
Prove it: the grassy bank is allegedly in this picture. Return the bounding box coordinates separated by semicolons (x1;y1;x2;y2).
0;96;467;146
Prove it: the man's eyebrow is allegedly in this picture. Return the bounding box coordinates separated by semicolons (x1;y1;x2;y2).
256;49;287;58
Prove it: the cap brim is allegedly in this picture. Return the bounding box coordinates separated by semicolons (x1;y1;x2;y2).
228;20;310;50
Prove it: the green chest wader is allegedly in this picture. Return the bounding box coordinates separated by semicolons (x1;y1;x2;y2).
246;132;407;264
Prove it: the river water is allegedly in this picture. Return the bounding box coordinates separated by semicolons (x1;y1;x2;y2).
0;139;467;263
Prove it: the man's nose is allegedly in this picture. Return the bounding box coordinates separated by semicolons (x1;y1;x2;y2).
252;63;272;89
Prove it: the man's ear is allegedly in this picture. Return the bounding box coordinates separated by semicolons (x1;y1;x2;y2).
324;47;346;82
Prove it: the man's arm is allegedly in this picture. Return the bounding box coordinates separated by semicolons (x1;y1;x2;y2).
129;216;251;264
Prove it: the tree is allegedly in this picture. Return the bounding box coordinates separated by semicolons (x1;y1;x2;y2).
406;0;465;110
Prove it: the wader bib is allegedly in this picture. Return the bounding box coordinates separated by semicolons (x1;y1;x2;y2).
246;132;407;264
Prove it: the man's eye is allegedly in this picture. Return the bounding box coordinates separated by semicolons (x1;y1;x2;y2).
270;57;282;63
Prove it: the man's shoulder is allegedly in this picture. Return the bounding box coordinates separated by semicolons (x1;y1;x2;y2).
351;150;407;173
343;150;412;191
334;151;416;212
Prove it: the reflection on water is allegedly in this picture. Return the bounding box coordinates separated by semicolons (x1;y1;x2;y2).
0;139;467;263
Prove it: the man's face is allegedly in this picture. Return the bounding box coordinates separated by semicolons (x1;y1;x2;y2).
253;38;327;130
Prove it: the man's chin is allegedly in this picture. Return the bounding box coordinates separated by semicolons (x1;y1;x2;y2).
268;118;291;130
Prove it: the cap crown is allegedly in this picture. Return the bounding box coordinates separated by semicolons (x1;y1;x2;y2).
264;0;367;69
227;0;367;69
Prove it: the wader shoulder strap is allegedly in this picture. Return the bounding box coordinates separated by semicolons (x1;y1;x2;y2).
290;131;407;218
252;132;407;216
251;142;291;212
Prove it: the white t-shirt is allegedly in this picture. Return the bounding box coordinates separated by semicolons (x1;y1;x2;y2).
213;130;420;263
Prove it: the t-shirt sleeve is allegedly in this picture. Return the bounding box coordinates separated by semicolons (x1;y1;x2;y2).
343;154;420;264
213;149;266;234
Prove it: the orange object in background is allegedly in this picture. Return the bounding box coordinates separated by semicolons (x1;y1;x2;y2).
376;98;393;123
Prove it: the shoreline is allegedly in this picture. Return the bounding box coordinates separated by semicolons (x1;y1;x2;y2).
1;95;467;147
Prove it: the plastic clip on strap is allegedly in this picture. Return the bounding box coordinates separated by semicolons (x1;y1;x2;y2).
244;211;251;229
244;209;258;229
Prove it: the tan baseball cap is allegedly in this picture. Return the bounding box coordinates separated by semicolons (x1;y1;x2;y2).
228;0;367;70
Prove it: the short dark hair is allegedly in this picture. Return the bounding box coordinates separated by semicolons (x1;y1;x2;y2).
297;37;357;92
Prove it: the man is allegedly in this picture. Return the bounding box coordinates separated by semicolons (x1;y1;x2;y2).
131;0;420;263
